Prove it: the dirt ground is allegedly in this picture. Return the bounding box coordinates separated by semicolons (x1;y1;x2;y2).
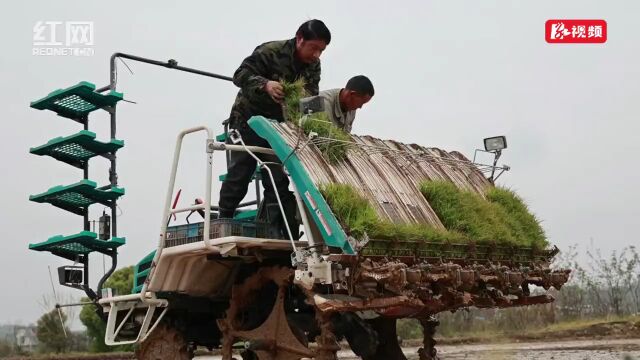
419;338;640;360
195;338;640;360
9;318;639;359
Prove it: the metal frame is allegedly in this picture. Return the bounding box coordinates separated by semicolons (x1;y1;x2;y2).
142;126;214;301
473;148;510;184
95;52;233;239
99;126;297;346
101;293;169;346
228;130;296;245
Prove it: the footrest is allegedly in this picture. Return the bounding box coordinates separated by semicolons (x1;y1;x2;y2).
29;231;125;261
30;180;125;215
30;81;123;120
30;130;124;168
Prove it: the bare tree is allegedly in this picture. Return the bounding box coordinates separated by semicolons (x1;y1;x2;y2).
584;246;638;317
627;246;640;314
553;244;588;318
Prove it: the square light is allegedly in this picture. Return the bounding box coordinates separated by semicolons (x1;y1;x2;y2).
484;136;507;152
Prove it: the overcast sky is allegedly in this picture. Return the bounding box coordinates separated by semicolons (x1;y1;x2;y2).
1;1;638;326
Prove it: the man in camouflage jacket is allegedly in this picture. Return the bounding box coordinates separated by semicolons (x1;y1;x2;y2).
218;19;331;240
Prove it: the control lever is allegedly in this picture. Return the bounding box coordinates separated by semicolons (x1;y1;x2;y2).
185;198;206;224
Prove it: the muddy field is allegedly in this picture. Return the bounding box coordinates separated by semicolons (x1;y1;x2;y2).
195;338;640;360
4;338;639;359
419;339;640;360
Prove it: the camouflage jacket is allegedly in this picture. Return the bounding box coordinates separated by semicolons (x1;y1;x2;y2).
229;38;321;127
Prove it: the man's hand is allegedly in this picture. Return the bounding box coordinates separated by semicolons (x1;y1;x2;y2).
264;81;284;103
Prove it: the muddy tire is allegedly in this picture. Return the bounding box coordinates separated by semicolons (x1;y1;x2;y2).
135;324;191;360
219;267;315;360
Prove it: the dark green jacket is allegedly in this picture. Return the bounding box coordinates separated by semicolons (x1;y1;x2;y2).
229;38;321;126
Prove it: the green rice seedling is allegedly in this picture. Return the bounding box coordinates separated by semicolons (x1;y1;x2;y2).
486;187;547;249
319;183;378;238
300;113;351;162
420;181;548;248
281;78;307;122
320;183;459;243
280;79;352;162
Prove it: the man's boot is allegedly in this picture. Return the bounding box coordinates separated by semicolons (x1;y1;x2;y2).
218;208;235;219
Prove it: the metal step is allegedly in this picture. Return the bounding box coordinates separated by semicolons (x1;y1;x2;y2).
132;250;155;294
29;231;125;261
30;81;123;121
29;179;125;216
30;130;124;168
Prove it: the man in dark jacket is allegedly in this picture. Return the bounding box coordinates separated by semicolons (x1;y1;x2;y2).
218;19;331;240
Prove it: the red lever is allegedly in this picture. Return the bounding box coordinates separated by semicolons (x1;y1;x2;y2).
171;189;182;221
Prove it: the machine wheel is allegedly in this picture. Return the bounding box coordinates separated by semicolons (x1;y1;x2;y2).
218;266;313;360
135;323;192;360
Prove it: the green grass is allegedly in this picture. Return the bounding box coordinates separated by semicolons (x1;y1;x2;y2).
529;314;640;335
399;315;640;343
280;79;352;162
420;181;548;248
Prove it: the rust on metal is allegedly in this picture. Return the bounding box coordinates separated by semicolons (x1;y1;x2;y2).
218;266;315;360
418;317;440;360
306;257;569;318
313;310;341;360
